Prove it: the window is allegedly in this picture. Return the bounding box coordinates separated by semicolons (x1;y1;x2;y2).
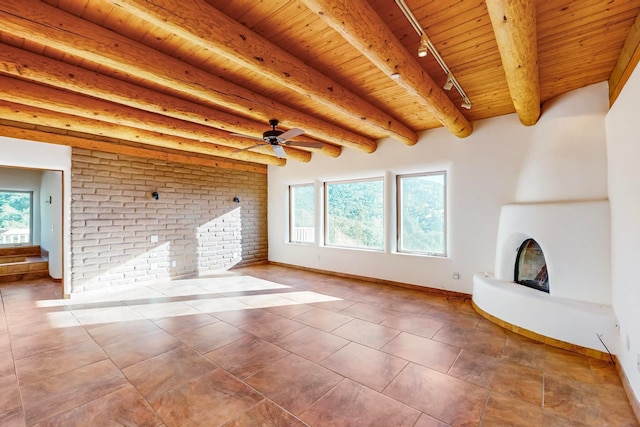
325;178;384;250
289;184;315;243
397;172;446;256
0;190;33;246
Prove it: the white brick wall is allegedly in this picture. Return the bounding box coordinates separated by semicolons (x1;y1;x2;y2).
70;148;268;293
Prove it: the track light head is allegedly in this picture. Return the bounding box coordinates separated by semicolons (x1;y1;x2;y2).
443;73;454;90
461;100;472;110
417;35;429;58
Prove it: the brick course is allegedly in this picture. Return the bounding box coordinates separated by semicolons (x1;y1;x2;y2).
70;148;268;293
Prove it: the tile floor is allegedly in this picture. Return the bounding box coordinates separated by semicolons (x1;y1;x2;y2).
0;263;637;426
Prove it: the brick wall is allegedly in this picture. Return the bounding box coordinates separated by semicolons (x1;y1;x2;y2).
70;149;268;293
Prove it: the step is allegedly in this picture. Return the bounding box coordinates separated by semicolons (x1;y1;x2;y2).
0;255;50;283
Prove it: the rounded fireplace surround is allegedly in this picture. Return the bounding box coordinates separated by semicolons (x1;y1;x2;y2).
473;200;616;354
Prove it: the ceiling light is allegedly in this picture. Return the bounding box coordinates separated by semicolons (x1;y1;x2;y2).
443;73;454;90
417;35;429;58
390;72;401;80
461;100;472;110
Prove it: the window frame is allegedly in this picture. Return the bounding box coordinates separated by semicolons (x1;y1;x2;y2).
396;171;447;257
0;189;34;247
324;177;385;251
288;183;316;244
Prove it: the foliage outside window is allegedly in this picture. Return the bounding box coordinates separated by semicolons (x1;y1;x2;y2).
397;172;446;256
325;178;384;250
289;184;315;243
0;191;32;246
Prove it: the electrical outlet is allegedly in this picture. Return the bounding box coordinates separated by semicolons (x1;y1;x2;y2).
171;260;177;267
150;235;158;243
453;272;460;280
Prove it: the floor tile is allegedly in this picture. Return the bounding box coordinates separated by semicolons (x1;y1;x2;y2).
422;306;480;330
381;313;444;339
293;307;353;332
332;318;400;349
10;325;92;360
544;373;638;426
481;392;543;427
122;345;217;401
174;321;248;353
223;399;307;427
263;303;316;319
433;326;506;357
206;336;290;379
339;302;401;324
33;386;163;427
245;354;342;415
301;379;420;426
382;332;460;373
384;363;489;426
21;359;129;425
321;342;408;392
85;318;161;347
0;407;24;427
544;347;595;383
238;313;305;341
0;374;21;414
501;334;547;370
15;338;107;385
153;312;218;335
103;328;181;368
0;351;15;378
413;413;451;427
151;368;262;426
274;326;348;363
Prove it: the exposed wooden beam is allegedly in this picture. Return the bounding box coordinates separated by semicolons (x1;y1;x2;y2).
0;44;341;160
0;75;312;163
105;0;418;146
486;0;540;126
299;0;472;138
609;11;640;106
0;0;376;154
0;101;286;166
0;123;267;174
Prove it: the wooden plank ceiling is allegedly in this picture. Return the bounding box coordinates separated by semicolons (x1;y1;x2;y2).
0;0;638;171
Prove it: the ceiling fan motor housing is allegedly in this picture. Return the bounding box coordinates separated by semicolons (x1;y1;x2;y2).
263;129;284;144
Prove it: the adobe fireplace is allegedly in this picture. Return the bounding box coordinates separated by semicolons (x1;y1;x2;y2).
514;239;549;293
472;200;615;352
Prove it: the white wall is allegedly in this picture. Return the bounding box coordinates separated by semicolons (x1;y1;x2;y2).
40;170;64;279
269;82;611;296
0;137;71;294
606;63;640;402
0;167;43;245
269;114;534;293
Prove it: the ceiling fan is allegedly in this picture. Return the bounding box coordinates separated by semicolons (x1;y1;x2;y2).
231;119;323;158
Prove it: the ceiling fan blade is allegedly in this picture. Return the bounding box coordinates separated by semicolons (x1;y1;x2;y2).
230;133;264;142
278;128;304;141
284;141;324;149
232;143;265;154
271;144;287;158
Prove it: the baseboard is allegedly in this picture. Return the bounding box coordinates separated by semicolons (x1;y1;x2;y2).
267;261;471;299
615;355;640;422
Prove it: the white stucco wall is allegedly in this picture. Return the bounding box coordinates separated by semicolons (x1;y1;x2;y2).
606;63;640;404
269;113;534;294
269;83;609;295
0;137;71;293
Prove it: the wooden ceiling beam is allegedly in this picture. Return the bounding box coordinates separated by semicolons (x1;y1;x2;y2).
609;11;640;106
0;123;267;174
0;0;376;154
103;0;418;146
299;0;472;138
0;43;341;159
0;74;312;163
486;0;541;126
0;101;286;166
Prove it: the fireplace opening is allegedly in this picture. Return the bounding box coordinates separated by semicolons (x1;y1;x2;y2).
514;239;549;293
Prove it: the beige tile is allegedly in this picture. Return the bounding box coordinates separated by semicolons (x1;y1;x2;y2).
382;332;460;373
